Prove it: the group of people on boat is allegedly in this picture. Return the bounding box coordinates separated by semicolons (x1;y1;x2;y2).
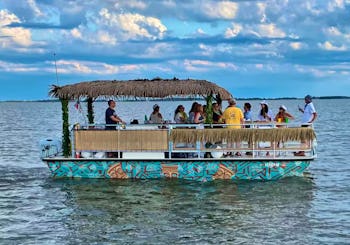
102;95;316;158
105;95;317;129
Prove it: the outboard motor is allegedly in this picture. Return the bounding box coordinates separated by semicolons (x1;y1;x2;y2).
39;138;62;158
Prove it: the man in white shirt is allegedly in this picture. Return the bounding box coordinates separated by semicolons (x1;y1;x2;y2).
295;95;317;156
299;95;317;125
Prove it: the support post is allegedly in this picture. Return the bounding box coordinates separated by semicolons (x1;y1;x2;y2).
61;98;71;157
87;97;94;125
205;93;213;124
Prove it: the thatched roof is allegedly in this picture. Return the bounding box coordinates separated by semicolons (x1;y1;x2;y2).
49;78;232;100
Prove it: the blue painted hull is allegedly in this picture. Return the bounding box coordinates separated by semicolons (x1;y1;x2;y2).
44;159;311;181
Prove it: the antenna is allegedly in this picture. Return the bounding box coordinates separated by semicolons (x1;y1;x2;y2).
53;52;59;85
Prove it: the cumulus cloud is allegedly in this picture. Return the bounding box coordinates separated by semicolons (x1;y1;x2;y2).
1;0;350;99
202;1;238;20
116;12;167;39
0;9;32;47
67;8;167;45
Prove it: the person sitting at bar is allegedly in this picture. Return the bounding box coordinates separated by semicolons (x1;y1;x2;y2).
174;105;188;123
105;100;125;130
188;102;198;124
149;104;163;124
274;105;294;124
193;104;205;124
212;102;223;124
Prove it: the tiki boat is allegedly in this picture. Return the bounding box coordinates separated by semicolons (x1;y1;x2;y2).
40;78;317;181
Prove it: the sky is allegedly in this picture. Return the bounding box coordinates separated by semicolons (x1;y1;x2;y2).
1;0;350;100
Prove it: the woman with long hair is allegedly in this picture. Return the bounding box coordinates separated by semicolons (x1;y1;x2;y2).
174;105;188;123
258;101;272;122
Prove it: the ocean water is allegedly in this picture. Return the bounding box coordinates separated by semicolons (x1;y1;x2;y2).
0;99;349;244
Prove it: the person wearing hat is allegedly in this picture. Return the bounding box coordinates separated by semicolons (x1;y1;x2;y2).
295;95;317;156
258;100;273;122
222;98;244;156
299;95;317;125
149;104;163;124
274;105;294;123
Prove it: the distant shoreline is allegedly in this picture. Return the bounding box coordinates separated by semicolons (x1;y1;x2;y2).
1;96;349;102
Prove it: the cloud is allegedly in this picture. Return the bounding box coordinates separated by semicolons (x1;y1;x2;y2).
184;59;237;72
224;23;242;38
257;24;286;38
295;65;335;77
0;60;38;72
0;9;20;26
66;8;167;45
27;0;44;17
141;43;175;58
54;60;135;74
327;0;345;11
0;9;32;47
115;12;167;40
318;41;347;51
202;1;238;20
114;0;147;10
290;42;303;50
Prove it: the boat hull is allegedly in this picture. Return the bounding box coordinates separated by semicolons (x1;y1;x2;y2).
43;159;311;181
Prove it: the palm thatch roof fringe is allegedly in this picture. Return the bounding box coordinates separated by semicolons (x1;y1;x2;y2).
170;128;316;144
49;78;232;100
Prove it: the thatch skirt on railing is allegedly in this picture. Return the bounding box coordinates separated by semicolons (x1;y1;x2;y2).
74;127;316;152
74;129;169;151
170;127;316;144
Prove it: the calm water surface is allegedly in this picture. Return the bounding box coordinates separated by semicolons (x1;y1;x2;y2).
0;99;349;244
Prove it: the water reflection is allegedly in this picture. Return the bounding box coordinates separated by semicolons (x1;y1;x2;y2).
47;177;315;243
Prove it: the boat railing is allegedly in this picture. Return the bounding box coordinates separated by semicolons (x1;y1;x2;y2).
70;122;316;159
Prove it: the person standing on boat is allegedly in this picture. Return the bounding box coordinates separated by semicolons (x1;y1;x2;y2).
258;101;273;122
243;102;253;123
149;104;163;124
294;95;317;156
105;100;125;130
222;98;244;156
299;95;317;125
